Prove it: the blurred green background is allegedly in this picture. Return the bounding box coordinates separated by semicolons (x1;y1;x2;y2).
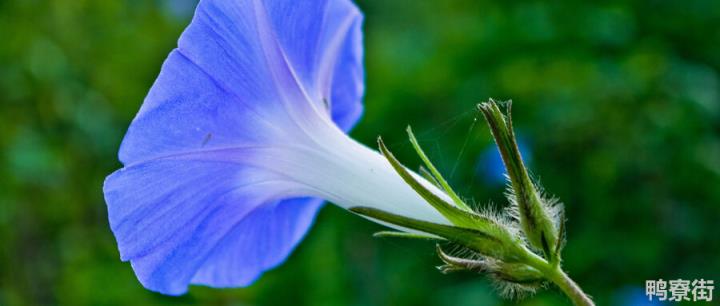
1;0;719;305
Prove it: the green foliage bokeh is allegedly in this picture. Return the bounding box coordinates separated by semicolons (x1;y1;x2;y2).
1;0;719;305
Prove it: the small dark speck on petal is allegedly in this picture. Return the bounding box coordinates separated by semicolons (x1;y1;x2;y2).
201;133;212;147
322;98;331;112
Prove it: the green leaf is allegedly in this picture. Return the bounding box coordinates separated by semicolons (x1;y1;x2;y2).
406;126;472;211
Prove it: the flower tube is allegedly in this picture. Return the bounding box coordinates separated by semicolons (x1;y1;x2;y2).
103;0;450;295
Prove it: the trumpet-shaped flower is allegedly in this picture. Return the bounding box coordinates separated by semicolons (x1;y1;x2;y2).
104;0;451;295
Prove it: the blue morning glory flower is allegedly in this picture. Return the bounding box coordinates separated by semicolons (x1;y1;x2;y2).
104;0;449;295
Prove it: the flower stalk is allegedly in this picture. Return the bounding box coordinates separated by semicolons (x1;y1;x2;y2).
351;99;594;305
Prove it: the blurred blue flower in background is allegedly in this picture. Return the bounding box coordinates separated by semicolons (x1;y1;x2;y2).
614;286;666;306
160;0;198;20
477;135;532;185
103;0;449;295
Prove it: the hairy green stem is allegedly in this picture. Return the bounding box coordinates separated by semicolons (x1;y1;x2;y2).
547;269;595;306
518;248;594;306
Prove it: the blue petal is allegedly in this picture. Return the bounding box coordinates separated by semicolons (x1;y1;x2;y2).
190;197;322;287
327;6;364;130
261;0;365;130
105;157;322;294
120;0;363;165
105;0;364;294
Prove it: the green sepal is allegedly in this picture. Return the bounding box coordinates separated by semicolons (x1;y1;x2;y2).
552;206;566;265
436;264;467;274
373;231;444;241
478;100;558;261
378;137;491;231
437;245;544;286
406;126;472;211
350;207;511;259
418;165;442;189
492;262;545;285
436;244;486;273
